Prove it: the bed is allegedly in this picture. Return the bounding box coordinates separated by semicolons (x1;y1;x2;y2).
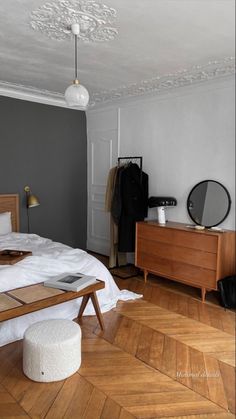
0;194;141;347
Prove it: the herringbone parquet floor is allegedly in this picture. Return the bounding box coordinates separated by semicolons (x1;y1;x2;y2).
0;266;235;418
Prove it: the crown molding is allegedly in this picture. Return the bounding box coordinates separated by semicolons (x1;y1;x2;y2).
88;75;235;114
91;57;235;107
0;81;68;108
0;57;235;110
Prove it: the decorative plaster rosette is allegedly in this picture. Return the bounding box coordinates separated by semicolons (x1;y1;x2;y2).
30;0;118;42
91;57;236;104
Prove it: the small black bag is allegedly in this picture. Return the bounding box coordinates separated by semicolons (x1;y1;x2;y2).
218;276;236;309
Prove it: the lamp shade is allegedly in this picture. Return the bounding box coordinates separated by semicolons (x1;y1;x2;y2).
65;82;89;109
27;194;40;208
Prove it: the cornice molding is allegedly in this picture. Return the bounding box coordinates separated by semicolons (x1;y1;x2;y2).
0;57;235;110
0;81;67;108
91;57;235;106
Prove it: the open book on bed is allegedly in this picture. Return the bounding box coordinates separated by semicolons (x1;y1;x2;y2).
44;273;97;292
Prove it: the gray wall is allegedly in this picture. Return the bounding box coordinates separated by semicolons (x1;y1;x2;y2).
0;96;87;249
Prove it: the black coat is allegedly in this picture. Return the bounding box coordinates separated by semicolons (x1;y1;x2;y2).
111;163;148;252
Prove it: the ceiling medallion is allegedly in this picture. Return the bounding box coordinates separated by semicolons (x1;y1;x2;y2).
30;0;118;42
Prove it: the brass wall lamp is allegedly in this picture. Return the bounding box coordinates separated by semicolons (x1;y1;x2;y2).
24;186;40;233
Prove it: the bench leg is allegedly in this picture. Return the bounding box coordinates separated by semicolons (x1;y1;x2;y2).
90;292;105;330
78;294;90;320
78;292;104;330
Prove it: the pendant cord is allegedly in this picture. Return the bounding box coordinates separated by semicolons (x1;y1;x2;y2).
75;34;78;80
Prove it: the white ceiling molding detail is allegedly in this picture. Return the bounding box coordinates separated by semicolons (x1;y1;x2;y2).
0;0;234;103
0;58;235;109
0;80;66;108
30;0;118;42
92;57;236;105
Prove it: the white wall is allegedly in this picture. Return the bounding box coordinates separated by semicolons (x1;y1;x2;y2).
87;76;235;249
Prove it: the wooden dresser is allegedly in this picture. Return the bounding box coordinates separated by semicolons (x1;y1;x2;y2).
135;221;235;302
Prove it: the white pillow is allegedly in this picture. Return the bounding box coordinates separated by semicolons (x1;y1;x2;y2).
0;212;12;235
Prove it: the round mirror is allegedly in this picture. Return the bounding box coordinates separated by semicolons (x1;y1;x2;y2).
187;180;231;227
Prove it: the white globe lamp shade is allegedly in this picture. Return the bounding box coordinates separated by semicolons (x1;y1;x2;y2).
65;81;89;109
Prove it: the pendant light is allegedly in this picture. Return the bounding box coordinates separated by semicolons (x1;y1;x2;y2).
65;23;89;109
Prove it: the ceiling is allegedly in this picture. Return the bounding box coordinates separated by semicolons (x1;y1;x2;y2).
0;0;235;107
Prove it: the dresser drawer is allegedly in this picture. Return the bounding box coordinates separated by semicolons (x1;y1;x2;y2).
135;221;235;300
136;252;217;289
137;238;217;270
137;223;218;253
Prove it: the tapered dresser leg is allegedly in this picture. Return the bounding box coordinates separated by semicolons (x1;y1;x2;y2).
144;269;148;283
201;287;206;303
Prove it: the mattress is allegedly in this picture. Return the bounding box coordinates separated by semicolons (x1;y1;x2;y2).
0;233;141;346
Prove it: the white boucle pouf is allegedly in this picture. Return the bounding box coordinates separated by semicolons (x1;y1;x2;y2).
23;319;81;382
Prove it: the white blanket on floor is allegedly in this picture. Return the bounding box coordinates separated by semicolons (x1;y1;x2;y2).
0;233;141;346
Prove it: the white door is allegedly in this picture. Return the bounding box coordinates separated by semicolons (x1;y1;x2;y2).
87;109;119;255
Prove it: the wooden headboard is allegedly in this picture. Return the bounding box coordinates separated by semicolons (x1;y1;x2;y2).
0;194;20;232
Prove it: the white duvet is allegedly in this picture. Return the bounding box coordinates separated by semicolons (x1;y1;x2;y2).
0;233;141;347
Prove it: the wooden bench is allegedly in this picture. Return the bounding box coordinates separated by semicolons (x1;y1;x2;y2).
0;280;105;330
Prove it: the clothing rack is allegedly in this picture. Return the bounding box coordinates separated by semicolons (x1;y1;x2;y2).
117;156;143;182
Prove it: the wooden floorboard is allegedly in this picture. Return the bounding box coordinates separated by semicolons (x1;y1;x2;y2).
0;383;30;418
78;337;228;418
0;269;235;418
115;275;235;336
90;298;235;412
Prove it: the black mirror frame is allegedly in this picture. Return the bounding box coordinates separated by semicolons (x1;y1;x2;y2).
187;180;231;228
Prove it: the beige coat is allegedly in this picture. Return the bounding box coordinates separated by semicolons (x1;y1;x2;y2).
105;167;127;268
